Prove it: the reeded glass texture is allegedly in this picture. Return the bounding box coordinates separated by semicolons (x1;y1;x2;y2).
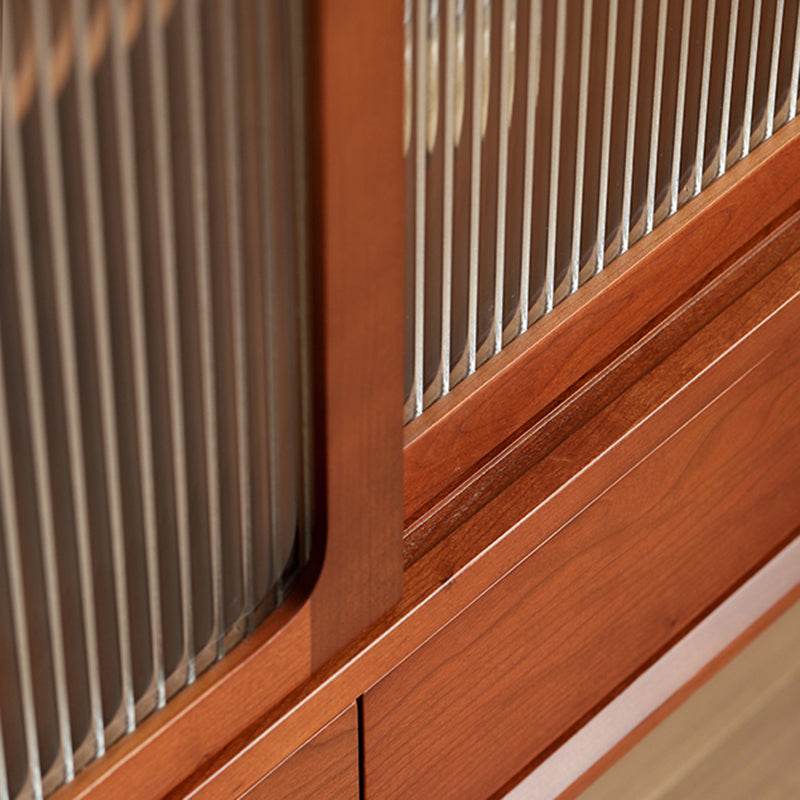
0;1;311;797
405;0;800;421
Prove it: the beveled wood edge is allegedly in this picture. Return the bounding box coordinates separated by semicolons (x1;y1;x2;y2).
239;703;358;799
498;534;800;800
404;116;800;522
173;247;800;800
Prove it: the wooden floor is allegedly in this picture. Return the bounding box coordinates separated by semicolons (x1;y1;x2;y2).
577;599;800;800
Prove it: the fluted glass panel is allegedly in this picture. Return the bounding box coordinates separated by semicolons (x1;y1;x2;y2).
0;1;310;798
405;0;800;421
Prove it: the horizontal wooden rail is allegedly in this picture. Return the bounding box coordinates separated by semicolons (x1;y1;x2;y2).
404;118;800;522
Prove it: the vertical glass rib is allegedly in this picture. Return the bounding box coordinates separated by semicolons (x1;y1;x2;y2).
2;0;74;778
109;0;163;717
519;0;541;331
646;0;669;234
0;56;7;781
620;0;643;254
766;0;785;137
570;0;593;294
145;0;194;692
545;0;567;311
219;0;252;636
0;717;7;800
414;0;427;406
0;0;3;215
790;1;800;120
694;0;716;195
442;0;456;393
719;0;740;175
741;0;763;158
31;0;105;758
492;0;514;352
596;0;619;273
0;328;43;798
671;0;693;214
70;0;136;736
182;0;221;666
467;0;483;372
288;0;313;565
423;0;441;403
257;0;285;604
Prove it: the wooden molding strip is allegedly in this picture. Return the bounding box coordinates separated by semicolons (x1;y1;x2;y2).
404;117;800;522
501;536;800;800
405;203;800;564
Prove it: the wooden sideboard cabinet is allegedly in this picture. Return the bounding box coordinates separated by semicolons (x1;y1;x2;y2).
3;1;799;800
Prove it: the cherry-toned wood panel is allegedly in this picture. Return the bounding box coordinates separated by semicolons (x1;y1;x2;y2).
365;322;800;798
494;544;800;800
171;244;800;800
307;0;405;669
241;705;359;800
404;120;800;522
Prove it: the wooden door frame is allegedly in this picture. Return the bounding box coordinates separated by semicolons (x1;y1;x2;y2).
51;2;404;798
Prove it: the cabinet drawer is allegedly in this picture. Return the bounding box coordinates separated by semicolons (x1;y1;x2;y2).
363;301;800;800
240;705;359;800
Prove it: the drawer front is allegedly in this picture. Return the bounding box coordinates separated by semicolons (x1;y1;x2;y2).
241;705;359;800
363;307;800;800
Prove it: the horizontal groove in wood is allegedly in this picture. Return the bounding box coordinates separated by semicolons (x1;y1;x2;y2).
408;235;800;585
403;117;800;523
405;201;800;566
171;230;800;800
366;308;800;799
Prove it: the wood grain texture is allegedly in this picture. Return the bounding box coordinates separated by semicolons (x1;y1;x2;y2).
405;203;800;566
241;705;359;800
307;0;405;669
52;594;311;800
495;547;800;800
364;300;800;798
404;118;800;523
171;244;800;800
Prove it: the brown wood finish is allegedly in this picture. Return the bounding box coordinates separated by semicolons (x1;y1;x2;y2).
494;546;800;800
306;0;405;669
168;214;800;800
363;282;800;798
403;116;800;523
241;706;359;800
